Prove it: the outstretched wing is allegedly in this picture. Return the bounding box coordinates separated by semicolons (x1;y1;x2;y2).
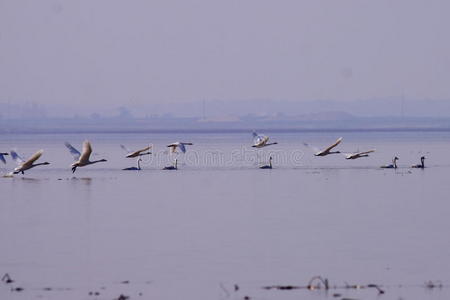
10;150;25;165
23;150;43;167
65;142;81;161
167;143;178;153
322;137;343;153
178;143;186;153
136;145;151;153
79;141;93;163
358;149;375;155
303;142;320;154
120;144;131;153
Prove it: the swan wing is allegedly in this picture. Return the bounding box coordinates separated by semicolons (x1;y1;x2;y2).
358;149;375;155
127;146;151;157
136;145;151;154
10;150;25;165
23;150;43;167
303;142;320;153
167;144;178;153
120;144;131;153
79;141;93;163
64;142;81;161
322;137;343;153
178;143;186;153
0;154;6;164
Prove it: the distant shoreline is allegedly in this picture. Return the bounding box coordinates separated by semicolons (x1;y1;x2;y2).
2;127;450;135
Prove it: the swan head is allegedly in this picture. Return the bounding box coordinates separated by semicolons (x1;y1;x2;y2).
394;156;399;161
42;162;50;165
99;159;107;162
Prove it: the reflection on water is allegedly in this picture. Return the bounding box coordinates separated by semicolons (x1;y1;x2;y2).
1;132;450;300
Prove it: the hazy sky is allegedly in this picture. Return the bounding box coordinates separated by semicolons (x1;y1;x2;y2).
1;0;450;114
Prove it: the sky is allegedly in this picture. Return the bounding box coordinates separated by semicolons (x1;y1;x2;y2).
1;0;450;117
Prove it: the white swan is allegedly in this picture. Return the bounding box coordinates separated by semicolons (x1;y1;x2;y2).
167;142;193;154
411;156;425;169
343;149;375;160
252;132;278;148
162;159;178;170
123;158;142;171
0;152;8;164
304;137;343;156
65;141;107;173
10;150;50;174
120;145;152;158
381;156;399;169
259;156;273;169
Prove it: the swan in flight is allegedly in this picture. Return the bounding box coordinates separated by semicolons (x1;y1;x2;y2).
120;145;152;158
167;142;193;154
0;152;8;164
10;150;50;174
259;156;273;169
381;156;399;169
343;149;375;160
65;141;107;173
411;156;425;169
123;158;142;171
162;159;178;170
252;132;278;148
304;137;343;156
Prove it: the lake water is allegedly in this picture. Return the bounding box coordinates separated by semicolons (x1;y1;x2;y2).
1;131;449;300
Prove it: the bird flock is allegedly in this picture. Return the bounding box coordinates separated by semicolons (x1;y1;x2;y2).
0;132;426;176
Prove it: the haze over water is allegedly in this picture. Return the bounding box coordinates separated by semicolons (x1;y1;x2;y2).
1;131;449;300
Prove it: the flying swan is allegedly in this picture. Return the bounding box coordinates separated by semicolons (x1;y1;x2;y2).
167;142;193;154
343;149;375;160
252;132;278;148
65;141;107;173
120;144;152;158
10;150;50;174
304;137;343;156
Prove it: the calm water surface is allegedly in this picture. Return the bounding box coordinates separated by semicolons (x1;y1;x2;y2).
1;132;449;300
